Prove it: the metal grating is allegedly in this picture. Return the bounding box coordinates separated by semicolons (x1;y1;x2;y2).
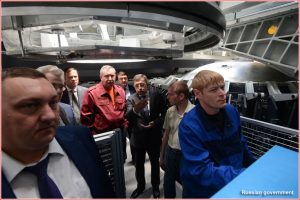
220;10;298;78
93;129;126;198
241;116;298;159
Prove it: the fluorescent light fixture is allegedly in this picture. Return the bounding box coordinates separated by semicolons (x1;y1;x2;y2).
121;17;169;29
41;33;68;47
69;32;78;38
99;24;110;40
68;59;146;64
119;38;140;47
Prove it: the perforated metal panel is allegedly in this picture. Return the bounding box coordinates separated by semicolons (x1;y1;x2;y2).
241;116;298;159
93;129;126;198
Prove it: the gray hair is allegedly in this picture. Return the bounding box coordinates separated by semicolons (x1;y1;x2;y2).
36;65;64;81
133;74;148;85
99;65;116;77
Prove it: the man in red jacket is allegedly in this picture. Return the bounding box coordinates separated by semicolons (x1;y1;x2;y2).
80;65;127;135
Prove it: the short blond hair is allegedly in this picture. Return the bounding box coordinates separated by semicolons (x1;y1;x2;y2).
191;70;224;92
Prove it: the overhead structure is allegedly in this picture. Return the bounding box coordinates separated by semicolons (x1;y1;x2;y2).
220;1;298;78
2;2;225;62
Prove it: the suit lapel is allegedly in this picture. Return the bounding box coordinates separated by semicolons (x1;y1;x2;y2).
55;128;99;196
77;86;86;108
149;91;154;118
76;87;81;107
2;171;17;198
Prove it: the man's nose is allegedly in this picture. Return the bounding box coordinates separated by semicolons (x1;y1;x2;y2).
40;104;57;121
218;88;226;96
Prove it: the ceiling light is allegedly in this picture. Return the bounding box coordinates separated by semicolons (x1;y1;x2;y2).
99;24;110;40
41;33;68;47
69;32;78;38
121;18;170;29
68;59;146;63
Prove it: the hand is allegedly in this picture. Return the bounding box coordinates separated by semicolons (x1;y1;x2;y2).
133;99;148;113
140;121;155;129
159;156;165;168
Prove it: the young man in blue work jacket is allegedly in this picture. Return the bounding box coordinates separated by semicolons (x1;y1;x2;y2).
179;70;255;198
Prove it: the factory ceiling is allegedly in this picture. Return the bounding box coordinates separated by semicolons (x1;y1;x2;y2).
2;2;225;63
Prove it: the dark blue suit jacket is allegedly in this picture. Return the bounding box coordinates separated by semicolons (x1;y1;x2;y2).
127;84;135;96
59;102;76;125
2;126;115;198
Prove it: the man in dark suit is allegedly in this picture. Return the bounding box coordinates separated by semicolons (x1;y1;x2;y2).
126;74;167;198
117;71;135;99
2;67;114;198
61;67;87;124
36;65;76;126
117;71;136;163
58;102;76;126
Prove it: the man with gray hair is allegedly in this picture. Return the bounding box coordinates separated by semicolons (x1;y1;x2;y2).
126;74;167;198
80;65;127;135
36;65;76;126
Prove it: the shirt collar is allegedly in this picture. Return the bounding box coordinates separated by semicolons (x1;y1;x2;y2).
66;86;77;92
2;138;65;183
137;91;149;100
184;101;194;114
98;83;121;97
196;103;232;132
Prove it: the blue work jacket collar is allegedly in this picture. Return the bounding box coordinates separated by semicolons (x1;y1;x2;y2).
196;103;233;132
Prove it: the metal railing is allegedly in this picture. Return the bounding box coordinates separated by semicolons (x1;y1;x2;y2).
93;129;126;198
241;116;298;159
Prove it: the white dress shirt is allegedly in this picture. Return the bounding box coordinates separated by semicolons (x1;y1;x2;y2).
163;101;194;150
125;85;131;100
2;138;92;198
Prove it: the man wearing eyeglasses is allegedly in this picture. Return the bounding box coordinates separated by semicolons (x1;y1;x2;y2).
37;65;76;126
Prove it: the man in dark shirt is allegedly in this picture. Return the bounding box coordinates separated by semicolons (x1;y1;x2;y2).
126;74;167;198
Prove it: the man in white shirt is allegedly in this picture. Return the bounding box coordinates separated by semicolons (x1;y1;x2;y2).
2;67;115;198
159;80;194;198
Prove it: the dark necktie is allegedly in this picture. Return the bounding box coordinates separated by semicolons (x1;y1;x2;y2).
140;96;150;119
24;156;63;198
70;90;80;123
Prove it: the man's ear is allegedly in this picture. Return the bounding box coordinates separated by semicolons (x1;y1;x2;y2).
193;89;201;99
179;93;185;101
